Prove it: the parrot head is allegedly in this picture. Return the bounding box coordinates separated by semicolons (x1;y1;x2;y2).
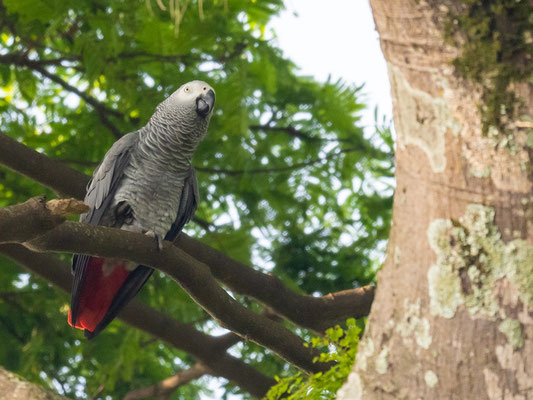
156;80;216;123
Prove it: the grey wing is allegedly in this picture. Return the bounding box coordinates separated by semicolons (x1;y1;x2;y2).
164;167;199;241
71;132;138;324
82;131;139;225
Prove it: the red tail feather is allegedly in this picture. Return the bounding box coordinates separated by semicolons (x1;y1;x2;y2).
68;257;129;332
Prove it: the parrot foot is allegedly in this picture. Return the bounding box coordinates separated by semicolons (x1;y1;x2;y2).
116;201;134;225
145;230;163;251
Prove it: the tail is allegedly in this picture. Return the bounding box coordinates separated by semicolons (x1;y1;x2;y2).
69;256;153;338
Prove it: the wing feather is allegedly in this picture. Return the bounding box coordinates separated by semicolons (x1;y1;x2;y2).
165;167;199;241
70;132;138;326
82;132;138;225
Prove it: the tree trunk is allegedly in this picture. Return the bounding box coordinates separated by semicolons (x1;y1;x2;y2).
0;366;65;400
339;1;532;399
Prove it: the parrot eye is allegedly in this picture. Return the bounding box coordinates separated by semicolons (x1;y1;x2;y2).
184;87;190;93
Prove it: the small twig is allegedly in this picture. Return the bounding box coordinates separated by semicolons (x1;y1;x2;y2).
194;147;360;176
56;158;99;167
89;384;105;400
250;124;351;143
145;0;154;14
0;53;124;139
0;315;25;343
215;41;247;63
123;363;209;400
515;120;533;128
192;216;215;231
198;0;204;20
46;198;90;217
32;65;123;139
139;337;159;348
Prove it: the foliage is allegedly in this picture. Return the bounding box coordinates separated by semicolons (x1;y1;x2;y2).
264;319;361;400
0;0;393;398
440;0;533;142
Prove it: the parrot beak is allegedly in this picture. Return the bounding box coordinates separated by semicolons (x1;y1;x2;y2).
196;89;215;117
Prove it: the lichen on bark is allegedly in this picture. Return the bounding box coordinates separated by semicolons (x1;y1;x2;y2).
374;347;389;375
426;204;532;347
438;0;533;144
388;65;460;173
424;370;438;388
356;336;375;372
397;299;432;349
498;319;524;350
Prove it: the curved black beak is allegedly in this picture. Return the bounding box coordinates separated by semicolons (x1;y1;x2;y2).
196;89;215;117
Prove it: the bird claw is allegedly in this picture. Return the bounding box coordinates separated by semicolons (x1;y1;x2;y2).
116;201;134;225
145;230;163;251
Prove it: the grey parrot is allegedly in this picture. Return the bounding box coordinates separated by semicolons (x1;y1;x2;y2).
69;81;215;338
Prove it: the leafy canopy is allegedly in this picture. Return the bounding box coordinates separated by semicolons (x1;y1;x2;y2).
0;0;393;398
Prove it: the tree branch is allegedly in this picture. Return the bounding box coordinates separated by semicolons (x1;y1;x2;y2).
0;244;274;398
195;147;361;176
175;234;374;333
56;158;100;167
0;196;88;243
0;54;124;139
191;216;216;231
0;134;375;332
0;52;76;67
30;66;124;139
108;51;198;64
123;362;209;400
0;133;88;198
249;124;351;143
0;200;332;374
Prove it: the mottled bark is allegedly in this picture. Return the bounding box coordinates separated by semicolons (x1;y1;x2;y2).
0;366;65;400
0;197;88;243
338;1;532;399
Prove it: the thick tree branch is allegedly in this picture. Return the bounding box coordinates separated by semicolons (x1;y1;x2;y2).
0;244;274;398
0;201;331;374
0;196;88;243
123;363;209;400
176;234;374;333
0;133;88;198
0;134;375;332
